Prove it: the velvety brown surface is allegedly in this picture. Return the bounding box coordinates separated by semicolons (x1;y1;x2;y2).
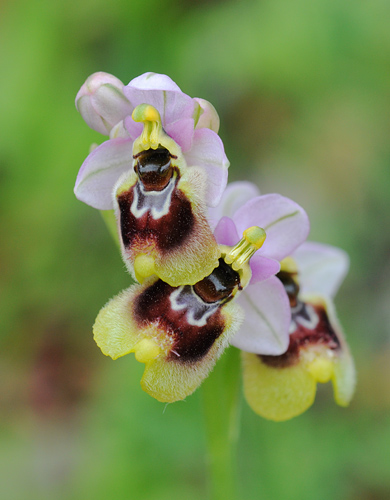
260;302;340;368
134;280;226;363
133;261;240;363
117;173;195;252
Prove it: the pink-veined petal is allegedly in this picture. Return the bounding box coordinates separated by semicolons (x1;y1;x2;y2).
292;242;349;298
75;138;133;210
233;194;310;261
124;72;194;125
184;128;229;207
231;276;290;355
208;181;260;230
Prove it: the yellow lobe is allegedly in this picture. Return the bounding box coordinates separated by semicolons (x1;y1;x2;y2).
307;357;334;383
225;226;266;271
134;254;156;283
242;351;316;422
132;103;160;124
243;226;267;249
280;256;298;274
134;339;161;364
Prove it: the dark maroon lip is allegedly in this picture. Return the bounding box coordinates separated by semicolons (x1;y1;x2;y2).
260;301;341;369
117;172;195;252
134;280;225;364
133;260;242;364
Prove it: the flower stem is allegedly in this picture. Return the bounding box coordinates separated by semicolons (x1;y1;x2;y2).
201;347;242;500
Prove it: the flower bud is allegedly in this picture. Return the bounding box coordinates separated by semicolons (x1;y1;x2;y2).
76;72;132;135
193;98;220;133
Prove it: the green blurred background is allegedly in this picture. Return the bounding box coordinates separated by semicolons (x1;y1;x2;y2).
1;0;390;498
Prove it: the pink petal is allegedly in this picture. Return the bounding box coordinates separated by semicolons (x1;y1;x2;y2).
231;277;291;355
91;85;133;129
214;218;279;282
76;72;131;135
213;216;239;246
165;118;195;153
77;96;109;135
208;181;260;230
74;138;133;210
123;72;194;125
184;128;229;207
250;255;280;284
233;194;310;261
123;116;143;141
75;72;125;102
292;242;349;298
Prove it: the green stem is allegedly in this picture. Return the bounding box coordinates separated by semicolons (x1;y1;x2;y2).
201;346;242;500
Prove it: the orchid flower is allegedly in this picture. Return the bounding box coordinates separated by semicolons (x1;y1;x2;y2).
74;72;229;211
93;190;310;403
212;181;355;421
93;226;264;402
113;104;220;286
242;242;356;422
208;181;311;356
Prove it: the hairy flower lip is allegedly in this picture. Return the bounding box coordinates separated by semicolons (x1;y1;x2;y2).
93;224;270;403
93;266;245;403
242;241;355;422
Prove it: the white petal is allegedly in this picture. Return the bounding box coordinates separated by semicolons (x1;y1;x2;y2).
77;95;109;135
126;72;182;92
293;242;349;298
124;72;194;125
74;138;133;210
231;277;290;355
